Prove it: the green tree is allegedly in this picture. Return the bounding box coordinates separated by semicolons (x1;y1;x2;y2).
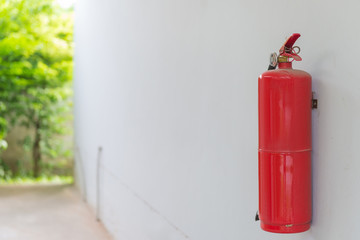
0;0;73;177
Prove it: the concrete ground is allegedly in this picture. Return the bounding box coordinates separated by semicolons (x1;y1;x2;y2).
0;184;112;240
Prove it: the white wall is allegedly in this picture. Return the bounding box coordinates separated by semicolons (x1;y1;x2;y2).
74;0;360;239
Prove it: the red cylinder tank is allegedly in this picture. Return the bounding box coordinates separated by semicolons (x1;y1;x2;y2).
258;34;312;233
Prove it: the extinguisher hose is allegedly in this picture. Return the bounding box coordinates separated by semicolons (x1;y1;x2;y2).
268;65;276;70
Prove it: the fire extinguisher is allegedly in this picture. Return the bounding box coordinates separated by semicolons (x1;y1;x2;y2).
257;33;316;233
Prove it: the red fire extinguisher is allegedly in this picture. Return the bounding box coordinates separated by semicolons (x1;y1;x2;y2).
257;33;316;233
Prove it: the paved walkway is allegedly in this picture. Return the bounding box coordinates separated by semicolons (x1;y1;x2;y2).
0;184;112;240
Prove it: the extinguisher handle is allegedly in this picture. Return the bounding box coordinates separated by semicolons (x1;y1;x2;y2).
279;33;302;61
283;33;301;50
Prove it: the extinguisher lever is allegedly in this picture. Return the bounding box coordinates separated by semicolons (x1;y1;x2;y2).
283;33;301;50
279;33;302;61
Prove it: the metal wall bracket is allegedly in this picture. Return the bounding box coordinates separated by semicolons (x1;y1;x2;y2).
312;92;318;109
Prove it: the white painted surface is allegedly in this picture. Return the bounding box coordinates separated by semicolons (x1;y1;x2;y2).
74;0;360;239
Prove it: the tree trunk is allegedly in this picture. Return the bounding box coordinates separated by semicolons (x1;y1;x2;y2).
33;121;41;178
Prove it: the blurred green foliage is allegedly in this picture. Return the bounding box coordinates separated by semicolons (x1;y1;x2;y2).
0;0;73;178
0;175;73;184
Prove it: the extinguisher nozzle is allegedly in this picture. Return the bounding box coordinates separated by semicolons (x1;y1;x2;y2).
255;211;259;221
